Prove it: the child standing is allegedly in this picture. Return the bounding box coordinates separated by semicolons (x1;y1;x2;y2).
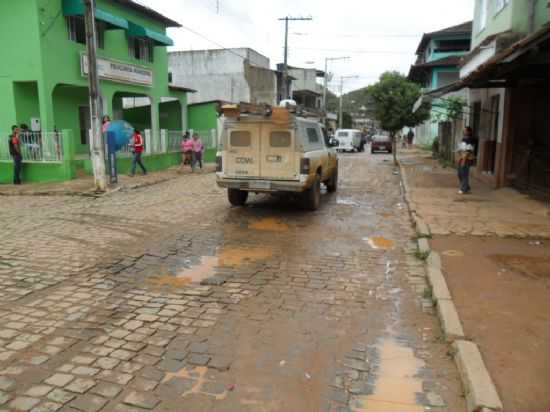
180;134;193;171
191;133;204;172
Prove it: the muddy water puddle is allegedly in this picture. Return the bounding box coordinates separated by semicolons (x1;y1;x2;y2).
248;217;289;232
364;236;395;250
351;338;425;412
490;254;550;279
147;246;273;288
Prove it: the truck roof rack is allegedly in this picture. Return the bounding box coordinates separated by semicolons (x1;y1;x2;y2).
219;102;323;121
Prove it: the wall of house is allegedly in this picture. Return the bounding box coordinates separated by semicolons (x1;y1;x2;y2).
0;0;188;183
188;103;218;132
169;49;271;105
472;0;550;49
288;68;323;95
245;65;277;105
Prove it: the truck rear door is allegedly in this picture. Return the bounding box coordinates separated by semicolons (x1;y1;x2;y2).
260;125;298;180
224;125;261;178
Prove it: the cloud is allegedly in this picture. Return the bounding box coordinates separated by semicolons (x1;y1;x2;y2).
142;0;474;92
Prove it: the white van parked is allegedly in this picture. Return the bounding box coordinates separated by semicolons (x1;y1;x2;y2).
335;129;362;152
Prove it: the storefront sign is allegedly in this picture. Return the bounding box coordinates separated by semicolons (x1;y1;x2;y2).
81;55;153;86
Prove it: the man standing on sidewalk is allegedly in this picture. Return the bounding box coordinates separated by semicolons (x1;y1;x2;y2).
9;125;22;185
129;129;147;176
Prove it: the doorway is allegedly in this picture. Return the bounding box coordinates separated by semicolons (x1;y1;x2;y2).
78;106;90;146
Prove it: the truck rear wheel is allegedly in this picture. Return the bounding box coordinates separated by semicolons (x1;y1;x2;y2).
228;189;248;206
303;174;321;211
326;167;338;193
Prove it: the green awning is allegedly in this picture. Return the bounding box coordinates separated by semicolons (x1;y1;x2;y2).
95;9;128;30
128;22;173;46
62;0;128;30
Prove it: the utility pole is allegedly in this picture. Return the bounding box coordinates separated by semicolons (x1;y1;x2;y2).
84;0;107;191
279;16;312;101
323;56;349;115
338;76;358;129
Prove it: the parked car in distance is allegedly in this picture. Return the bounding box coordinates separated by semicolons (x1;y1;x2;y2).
216;105;339;211
335;129;362;152
371;133;393;154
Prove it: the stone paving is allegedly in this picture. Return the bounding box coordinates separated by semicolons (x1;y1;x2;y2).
0;153;465;412
400;149;550;238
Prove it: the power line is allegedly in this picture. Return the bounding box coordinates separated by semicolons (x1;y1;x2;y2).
174;23;249;60
290;47;412;54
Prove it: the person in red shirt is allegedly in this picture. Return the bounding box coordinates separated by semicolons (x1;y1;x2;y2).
8;125;22;185
129;129;147;176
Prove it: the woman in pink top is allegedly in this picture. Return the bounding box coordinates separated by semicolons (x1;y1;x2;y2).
180;135;193;171
101;115;111;134
191;133;204;171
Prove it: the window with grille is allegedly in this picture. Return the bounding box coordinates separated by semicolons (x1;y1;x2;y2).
128;36;154;62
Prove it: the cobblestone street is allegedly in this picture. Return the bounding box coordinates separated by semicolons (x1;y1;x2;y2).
0;153;465;412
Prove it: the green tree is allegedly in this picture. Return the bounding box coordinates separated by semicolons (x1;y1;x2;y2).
368;71;430;164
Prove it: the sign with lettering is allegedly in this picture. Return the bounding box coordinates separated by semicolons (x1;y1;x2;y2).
81;55;153;86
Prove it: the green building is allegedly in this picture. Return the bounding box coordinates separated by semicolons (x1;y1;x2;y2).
0;0;192;183
408;22;472;145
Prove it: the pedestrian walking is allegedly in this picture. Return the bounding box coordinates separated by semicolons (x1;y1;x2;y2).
456;131;475;194
180;133;193;172
191;133;204;172
8;125;22;185
129;129;147;176
406;129;414;148
101;115;111;134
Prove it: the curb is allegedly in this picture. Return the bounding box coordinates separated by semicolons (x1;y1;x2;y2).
453;341;504;412
0;167;216;197
397;156;503;412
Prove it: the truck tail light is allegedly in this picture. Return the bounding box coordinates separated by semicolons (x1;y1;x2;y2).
216;156;223;172
300;158;310;174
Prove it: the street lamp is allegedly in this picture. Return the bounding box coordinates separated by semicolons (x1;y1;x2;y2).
323;56;350;115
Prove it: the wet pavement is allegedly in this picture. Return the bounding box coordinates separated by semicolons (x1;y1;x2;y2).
0;152;465;412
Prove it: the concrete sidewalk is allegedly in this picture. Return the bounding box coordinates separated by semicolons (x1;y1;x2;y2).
400;148;550;412
0;164;216;197
399;148;550;238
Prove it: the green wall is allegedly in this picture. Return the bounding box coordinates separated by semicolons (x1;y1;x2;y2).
0;0;189;183
13;82;41;127
188;102;218;132
472;0;550;49
160;101;183;130
52;85;90;154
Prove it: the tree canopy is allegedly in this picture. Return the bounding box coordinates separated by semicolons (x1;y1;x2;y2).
367;71;430;134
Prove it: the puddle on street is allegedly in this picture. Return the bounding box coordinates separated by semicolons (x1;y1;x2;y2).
147;246;273;287
337;198;360;207
351;339;425;412
249;217;289;232
441;249;465;257
163;366;229;400
364;236;394;250
218;246;273;266
489;254;550;279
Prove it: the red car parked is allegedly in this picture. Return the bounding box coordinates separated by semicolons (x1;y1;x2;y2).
371;134;392;154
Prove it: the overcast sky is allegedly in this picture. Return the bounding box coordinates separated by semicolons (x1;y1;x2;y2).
140;0;475;94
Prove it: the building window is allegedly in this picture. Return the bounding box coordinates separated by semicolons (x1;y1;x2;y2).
128;36;154;62
168;72;173;83
478;0;488;32
495;0;510;14
67;16;104;49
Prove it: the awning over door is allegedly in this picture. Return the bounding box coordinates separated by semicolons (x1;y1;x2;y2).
62;0;129;30
128;22;173;46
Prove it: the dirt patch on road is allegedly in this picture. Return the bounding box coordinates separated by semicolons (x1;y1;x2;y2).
430;235;550;412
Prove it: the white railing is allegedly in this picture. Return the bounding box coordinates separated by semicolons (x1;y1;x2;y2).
0;131;64;162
